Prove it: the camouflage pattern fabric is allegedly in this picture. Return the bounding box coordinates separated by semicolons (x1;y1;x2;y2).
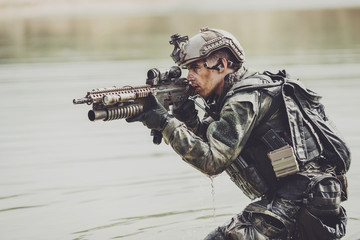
162;67;271;176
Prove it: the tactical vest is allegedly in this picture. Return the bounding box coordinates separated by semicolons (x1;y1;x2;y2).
223;70;351;200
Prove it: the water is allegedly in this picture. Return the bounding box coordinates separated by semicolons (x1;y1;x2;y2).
0;5;360;240
0;55;359;239
209;176;217;220
0;60;225;240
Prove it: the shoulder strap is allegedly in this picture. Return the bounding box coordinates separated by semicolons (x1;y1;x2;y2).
223;74;284;106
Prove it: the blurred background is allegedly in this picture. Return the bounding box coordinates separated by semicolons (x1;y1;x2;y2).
1;0;360;63
0;0;360;239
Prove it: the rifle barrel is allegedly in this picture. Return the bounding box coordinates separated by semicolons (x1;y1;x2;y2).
73;97;91;105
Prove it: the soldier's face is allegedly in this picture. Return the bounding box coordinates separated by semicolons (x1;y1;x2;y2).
186;60;224;98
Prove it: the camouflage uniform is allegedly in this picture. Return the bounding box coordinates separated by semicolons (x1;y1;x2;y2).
162;67;262;175
161;66;347;240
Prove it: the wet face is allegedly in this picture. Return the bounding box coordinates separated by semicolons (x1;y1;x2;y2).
186;60;224;98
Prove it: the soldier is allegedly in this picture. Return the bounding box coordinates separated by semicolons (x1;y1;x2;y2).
127;27;350;240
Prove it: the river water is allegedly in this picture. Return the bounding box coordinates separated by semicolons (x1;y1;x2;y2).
0;5;360;240
1;56;359;240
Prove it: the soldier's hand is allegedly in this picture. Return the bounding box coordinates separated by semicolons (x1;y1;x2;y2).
126;93;171;131
173;99;198;122
172;99;198;128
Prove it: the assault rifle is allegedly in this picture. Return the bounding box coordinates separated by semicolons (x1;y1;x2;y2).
73;66;195;144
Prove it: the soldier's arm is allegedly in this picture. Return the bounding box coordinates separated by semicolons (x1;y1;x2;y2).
162;91;261;176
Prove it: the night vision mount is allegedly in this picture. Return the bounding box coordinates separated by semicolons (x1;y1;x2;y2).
169;33;188;65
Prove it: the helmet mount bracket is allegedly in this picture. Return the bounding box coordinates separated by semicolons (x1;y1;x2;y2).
169;34;189;65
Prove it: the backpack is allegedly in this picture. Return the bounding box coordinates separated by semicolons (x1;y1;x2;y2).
228;70;351;174
263;70;351;175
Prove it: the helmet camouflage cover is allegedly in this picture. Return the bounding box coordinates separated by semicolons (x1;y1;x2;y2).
170;27;245;67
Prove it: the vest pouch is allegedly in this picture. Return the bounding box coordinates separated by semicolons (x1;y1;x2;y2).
226;155;269;200
267;145;299;178
336;174;348;201
296;206;347;240
261;129;299;179
302;172;342;217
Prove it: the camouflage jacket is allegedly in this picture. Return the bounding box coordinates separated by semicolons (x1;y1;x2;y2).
161;66;274;176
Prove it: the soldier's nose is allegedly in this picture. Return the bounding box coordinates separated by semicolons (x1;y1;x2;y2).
187;73;195;82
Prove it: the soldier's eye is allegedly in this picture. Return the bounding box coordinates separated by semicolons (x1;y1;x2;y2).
193;65;201;73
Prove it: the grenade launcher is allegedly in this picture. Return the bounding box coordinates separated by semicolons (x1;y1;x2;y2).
73;65;194;122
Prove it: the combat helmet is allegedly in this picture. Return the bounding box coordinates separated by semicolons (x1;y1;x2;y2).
170;27;245;68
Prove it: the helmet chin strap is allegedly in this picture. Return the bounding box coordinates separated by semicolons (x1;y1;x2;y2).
203;58;241;72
